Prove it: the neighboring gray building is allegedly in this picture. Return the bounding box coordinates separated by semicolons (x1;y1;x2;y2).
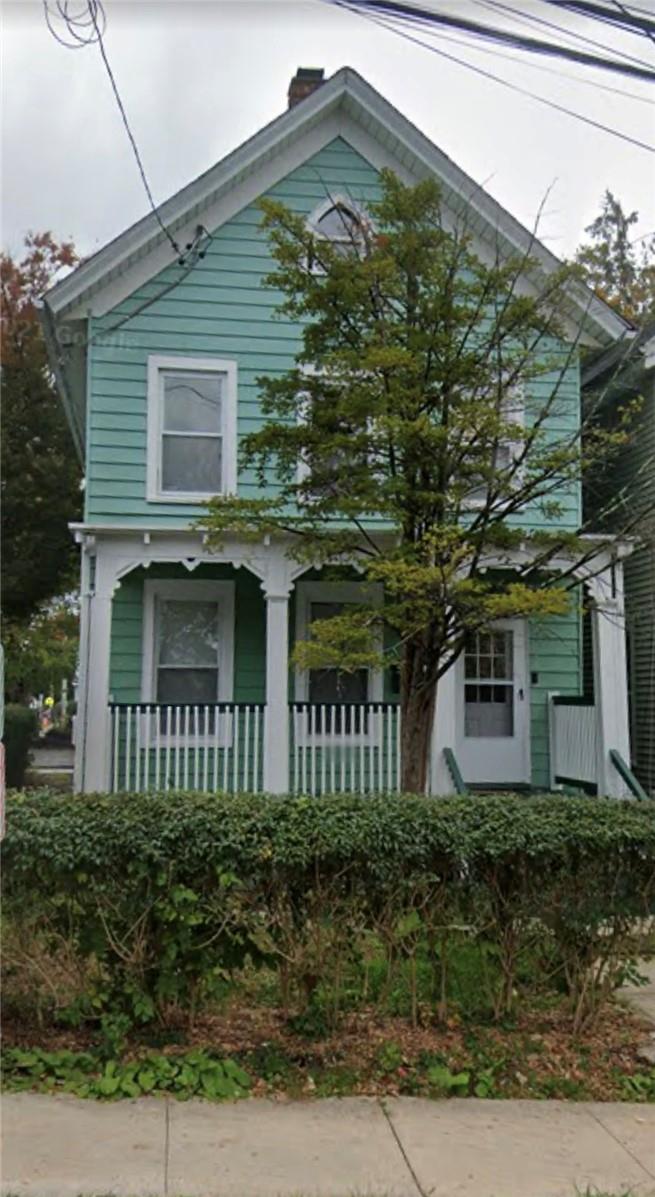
583;325;655;796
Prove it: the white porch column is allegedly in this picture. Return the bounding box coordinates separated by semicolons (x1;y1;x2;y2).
72;545;92;793
263;585;291;793
81;550;116;793
590;561;631;798
429;663;458;796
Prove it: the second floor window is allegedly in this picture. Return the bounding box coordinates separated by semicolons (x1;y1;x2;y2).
147;355;237;502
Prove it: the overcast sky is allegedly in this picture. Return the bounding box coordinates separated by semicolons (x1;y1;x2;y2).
3;0;654;265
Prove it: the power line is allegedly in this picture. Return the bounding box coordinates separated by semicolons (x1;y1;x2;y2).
43;1;183;258
332;1;655;152
609;0;655;46
474;0;655;65
346;0;655;80
543;0;655;39
413;19;655;105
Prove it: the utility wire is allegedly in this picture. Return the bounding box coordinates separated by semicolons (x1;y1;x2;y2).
81;225;212;350
43;1;183;258
543;0;655;39
332;1;655;152
415;19;655;105
610;0;655;46
345;0;655;80
474;0;655;65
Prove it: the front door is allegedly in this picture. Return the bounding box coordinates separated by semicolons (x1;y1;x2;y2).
456;620;529;786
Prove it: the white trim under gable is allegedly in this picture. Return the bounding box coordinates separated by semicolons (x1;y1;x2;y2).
146;354;237;504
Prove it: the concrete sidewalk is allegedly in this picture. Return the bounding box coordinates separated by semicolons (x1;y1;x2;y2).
2;1093;655;1197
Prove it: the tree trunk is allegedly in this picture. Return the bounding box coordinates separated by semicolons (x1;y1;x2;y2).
400;640;438;793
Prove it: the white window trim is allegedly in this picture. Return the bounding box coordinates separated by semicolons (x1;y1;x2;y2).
146;354;237;504
464;384;525;511
295;364;376;490
141;578;235;745
307;194;370;244
295;580;384;745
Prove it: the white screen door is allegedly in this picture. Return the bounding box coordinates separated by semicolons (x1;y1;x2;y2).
455;619;529;785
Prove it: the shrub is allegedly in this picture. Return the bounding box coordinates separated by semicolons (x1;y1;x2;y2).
3;705;37;787
2;790;654;1033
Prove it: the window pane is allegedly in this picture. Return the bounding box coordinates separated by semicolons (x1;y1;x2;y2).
157;667;218;705
311;601;345;624
316;204;360;240
158;600;219;666
465;683;514;737
163;372;222;433
309;668;368;704
162;435;222;493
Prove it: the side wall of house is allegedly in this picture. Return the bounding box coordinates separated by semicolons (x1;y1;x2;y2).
623;377;655;793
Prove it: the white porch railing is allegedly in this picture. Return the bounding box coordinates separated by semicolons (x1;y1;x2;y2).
549;696;598;789
289;702;401;795
109;703;265;793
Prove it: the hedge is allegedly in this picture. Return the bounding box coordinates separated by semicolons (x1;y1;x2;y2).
3;706;37;788
3;790;655;1032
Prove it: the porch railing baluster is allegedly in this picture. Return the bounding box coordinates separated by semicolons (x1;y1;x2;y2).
110;702;400;798
112;705;120;792
144;707;151;792
125;706;132;792
165;706;172;792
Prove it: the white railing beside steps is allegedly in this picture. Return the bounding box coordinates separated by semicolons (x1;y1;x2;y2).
548;695;598;791
109;703;264;794
289;702;401;796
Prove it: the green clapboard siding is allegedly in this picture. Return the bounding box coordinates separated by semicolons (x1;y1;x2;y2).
88;136;581;532
529;603;582;789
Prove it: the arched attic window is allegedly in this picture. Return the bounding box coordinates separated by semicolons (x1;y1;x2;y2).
308;195;369;257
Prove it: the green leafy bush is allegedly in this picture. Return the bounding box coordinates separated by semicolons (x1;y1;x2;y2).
2;790;654;1034
1;1045;251;1101
3;706;37;788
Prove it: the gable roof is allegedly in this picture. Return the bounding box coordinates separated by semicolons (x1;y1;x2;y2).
44;65;628;342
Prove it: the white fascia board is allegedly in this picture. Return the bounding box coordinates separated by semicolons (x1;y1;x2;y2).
341;76;628;347
45;65;627;347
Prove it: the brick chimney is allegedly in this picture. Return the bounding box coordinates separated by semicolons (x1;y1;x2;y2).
288;68;325;109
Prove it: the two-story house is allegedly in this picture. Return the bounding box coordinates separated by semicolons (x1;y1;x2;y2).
41;67;636;798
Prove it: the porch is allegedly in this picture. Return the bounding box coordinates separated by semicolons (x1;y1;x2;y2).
74;527;636;800
109;700;402;795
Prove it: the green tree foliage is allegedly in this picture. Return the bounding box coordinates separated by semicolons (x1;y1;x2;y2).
200;173;632;791
575;190;655;323
3;598;78;704
1;233;82;625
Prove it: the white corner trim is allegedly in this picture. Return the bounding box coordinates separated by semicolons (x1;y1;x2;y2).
146;354;237;504
141;577;235;705
294;580;384;706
